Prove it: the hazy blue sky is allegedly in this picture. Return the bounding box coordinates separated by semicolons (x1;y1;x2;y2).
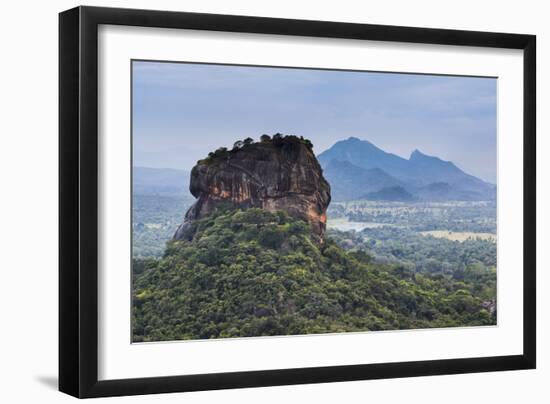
133;61;497;183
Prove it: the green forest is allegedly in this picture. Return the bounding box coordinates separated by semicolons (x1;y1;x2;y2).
329;226;496;275
132;208;496;342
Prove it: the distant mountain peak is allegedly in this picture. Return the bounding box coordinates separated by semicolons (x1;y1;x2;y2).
410;149;435;160
363;185;416;202
409;149;455;166
318;137;495;201
410;149;423;158
354;136;378;146
333;136;377;149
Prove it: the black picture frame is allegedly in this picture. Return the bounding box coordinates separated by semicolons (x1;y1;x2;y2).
59;5;536;398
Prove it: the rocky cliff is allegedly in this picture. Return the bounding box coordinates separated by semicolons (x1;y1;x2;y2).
173;134;331;241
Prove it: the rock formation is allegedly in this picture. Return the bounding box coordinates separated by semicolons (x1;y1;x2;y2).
173;134;331;241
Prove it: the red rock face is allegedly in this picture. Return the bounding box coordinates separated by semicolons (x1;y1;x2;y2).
174;136;331;241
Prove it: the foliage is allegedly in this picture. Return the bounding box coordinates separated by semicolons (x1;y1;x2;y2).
132;208;495;342
206;134;314;161
329;226;496;276
132;193;193;258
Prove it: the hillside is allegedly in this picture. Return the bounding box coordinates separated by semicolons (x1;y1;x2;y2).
363;186;416;202
132;167;194;258
323;160;404;201
132;208;495;341
318;137;411;181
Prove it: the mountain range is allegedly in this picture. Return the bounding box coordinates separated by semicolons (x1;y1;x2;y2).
318;137;495;201
134;136;495;203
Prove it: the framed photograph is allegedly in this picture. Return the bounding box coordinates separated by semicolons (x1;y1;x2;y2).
59;6;536;398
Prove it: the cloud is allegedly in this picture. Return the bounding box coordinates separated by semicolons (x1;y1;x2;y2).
132;61;497;183
133;61;325;91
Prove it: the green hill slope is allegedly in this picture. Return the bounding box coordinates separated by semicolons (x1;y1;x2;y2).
132;208;495;342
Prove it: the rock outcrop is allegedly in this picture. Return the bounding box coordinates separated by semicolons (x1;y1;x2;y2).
174;134;331;241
